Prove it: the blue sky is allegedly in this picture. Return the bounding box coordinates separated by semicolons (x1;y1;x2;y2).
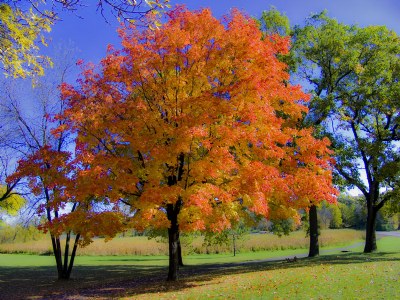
50;0;400;67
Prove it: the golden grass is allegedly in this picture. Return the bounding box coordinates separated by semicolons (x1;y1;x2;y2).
0;229;363;256
185;229;364;254
82;236;168;255
0;238;53;255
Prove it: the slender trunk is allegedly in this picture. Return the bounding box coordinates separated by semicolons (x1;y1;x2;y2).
46;203;64;278
308;204;319;257
50;235;64;279
233;234;236;257
63;232;71;276
177;231;184;267
55;237;70;280
56;233;81;280
67;233;80;277
55;234;70;280
364;204;377;253
49;232;80;280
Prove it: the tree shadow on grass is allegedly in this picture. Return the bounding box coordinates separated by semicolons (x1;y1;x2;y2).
1;251;399;299
0;264;166;299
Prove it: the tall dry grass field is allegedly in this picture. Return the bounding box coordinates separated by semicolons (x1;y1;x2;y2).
184;229;364;254
0;236;167;256
0;229;363;256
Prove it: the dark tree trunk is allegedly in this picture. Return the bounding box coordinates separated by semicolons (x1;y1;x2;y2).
166;153;185;280
50;235;63;279
69;234;80;272
46;201;81;280
63;232;71;277
166;198;182;281
364;204;377;253
55;239;69;280
177;231;184;267
233;233;236;256
49;232;80;280
308;204;319;257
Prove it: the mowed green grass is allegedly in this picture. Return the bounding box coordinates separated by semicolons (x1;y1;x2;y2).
148;252;399;300
133;237;400;300
0;235;399;299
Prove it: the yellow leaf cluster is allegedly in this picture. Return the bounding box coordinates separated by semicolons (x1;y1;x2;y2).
0;4;52;78
0;186;25;216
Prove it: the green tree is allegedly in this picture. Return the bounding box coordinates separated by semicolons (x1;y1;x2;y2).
258;6;290;37
259;9;340;258
318;200;342;229
329;203;342;229
291;12;400;252
338;194;367;229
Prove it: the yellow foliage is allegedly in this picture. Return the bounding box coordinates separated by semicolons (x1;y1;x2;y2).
0;3;52;78
0;185;25;215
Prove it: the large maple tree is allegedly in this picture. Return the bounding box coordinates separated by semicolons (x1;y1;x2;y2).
60;7;336;280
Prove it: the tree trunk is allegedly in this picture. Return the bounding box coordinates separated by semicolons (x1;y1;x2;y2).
233;234;236;256
364;204;377;253
46;194;80;280
166;154;185;280
58;268;70;280
177;231;184;267
50;233;80;280
166;199;182;281
167;218;179;281
308;204;319;257
50;235;65;279
63;232;71;277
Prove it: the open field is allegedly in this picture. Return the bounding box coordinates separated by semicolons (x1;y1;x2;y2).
0;229;364;256
0;235;398;299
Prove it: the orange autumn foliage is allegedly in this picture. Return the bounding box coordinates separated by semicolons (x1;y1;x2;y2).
8;146;126;245
59;7;337;234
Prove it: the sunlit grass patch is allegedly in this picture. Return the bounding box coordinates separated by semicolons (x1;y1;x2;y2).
129;237;400;300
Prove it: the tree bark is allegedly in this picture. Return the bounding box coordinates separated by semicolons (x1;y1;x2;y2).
63;232;71;276
166;198;182;281
50;235;65;280
364;204;377;253
66;233;80;277
308;204;319;257
177;231;184;267
166;154;185;280
233;234;236;257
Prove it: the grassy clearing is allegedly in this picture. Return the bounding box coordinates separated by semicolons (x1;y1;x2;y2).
0;229;363;256
141;251;400;300
0;236;398;299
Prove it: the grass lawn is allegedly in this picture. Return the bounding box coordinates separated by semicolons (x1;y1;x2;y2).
0;236;398;299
